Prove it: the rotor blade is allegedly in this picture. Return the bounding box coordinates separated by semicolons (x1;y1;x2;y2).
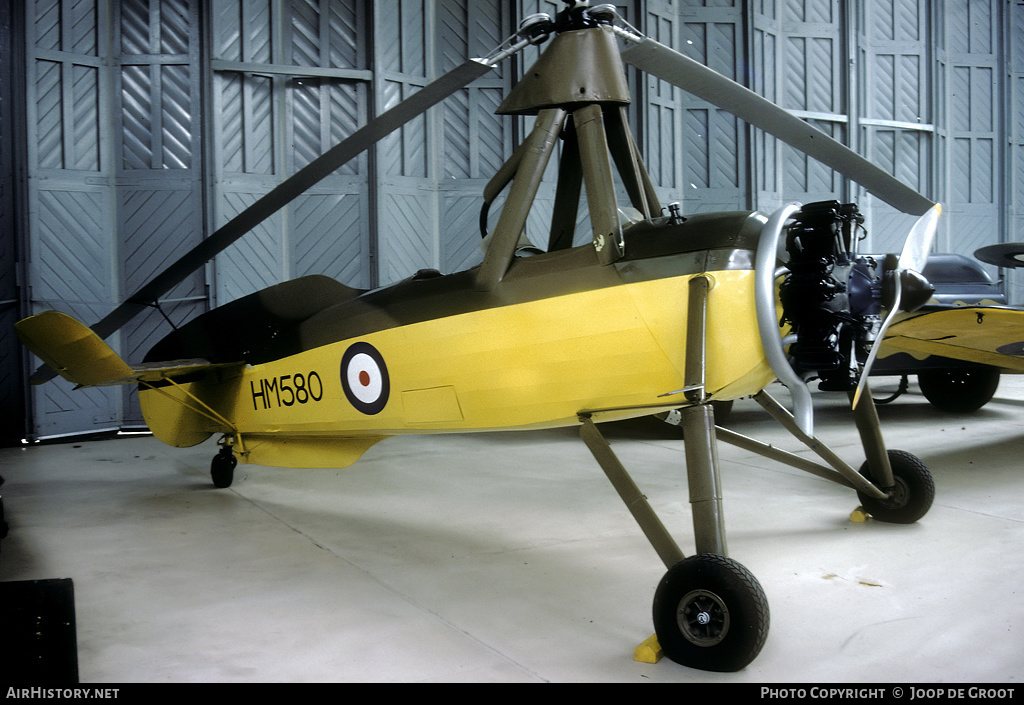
851;204;942;408
31;58;493;383
620;38;936;217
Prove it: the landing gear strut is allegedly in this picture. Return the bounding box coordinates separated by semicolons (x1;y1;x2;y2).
579;254;933;672
580;275;772;672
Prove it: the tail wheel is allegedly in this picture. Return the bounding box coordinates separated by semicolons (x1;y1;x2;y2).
653;554;769;672
857;449;934;524
211;448;237;489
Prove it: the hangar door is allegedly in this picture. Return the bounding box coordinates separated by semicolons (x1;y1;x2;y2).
18;0;513;439
0;2;21;446
21;0;205;438
14;0;1024;439
206;1;514;329
744;0;937;251
671;0;1011;268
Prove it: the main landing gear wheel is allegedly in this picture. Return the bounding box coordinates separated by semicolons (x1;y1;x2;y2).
653;553;770;672
917;367;1000;413
857;449;934;524
211;448;237;489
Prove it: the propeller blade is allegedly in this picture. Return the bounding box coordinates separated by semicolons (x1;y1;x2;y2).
31;58;494;383
619;38;936;217
851;204;941;408
899;202;942;272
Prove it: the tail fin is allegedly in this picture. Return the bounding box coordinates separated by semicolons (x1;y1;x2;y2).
16;311;135;387
16;311;241;388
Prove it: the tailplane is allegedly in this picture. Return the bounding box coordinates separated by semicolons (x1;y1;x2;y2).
16;311;239;388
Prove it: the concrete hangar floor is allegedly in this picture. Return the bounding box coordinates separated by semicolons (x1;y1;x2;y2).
1;375;1022;683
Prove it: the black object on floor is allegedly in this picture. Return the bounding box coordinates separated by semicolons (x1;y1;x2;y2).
0;578;79;684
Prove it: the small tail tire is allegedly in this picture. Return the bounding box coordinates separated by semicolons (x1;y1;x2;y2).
211;449;237;489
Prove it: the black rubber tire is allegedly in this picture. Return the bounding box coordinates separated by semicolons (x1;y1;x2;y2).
857;449;934;524
211;450;237;489
653;553;770;672
917;367;1000;413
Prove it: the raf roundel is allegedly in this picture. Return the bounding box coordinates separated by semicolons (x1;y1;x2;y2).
341;342;390;415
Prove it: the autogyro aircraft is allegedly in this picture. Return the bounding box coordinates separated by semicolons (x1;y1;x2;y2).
17;2;958;672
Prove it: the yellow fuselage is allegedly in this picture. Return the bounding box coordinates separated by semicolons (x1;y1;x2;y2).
140;268;773;468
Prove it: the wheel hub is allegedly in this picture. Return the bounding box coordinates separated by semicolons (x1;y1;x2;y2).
677;589;730;646
881;476;909;509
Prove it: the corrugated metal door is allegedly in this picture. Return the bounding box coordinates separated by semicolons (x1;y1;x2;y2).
752;0;848;213
22;0;205;435
24;0;122;437
210;0;372;301
0;1;24;444
209;0;509;293
857;0;935;254
374;0;436;284
1008;1;1024;304
117;0;205;426
373;0;510;281
935;1;1004;268
439;0;512;272
675;0;747;212
640;1;683;207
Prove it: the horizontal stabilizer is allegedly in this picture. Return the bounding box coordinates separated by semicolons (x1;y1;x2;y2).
881;306;1024;372
16;311;240;388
